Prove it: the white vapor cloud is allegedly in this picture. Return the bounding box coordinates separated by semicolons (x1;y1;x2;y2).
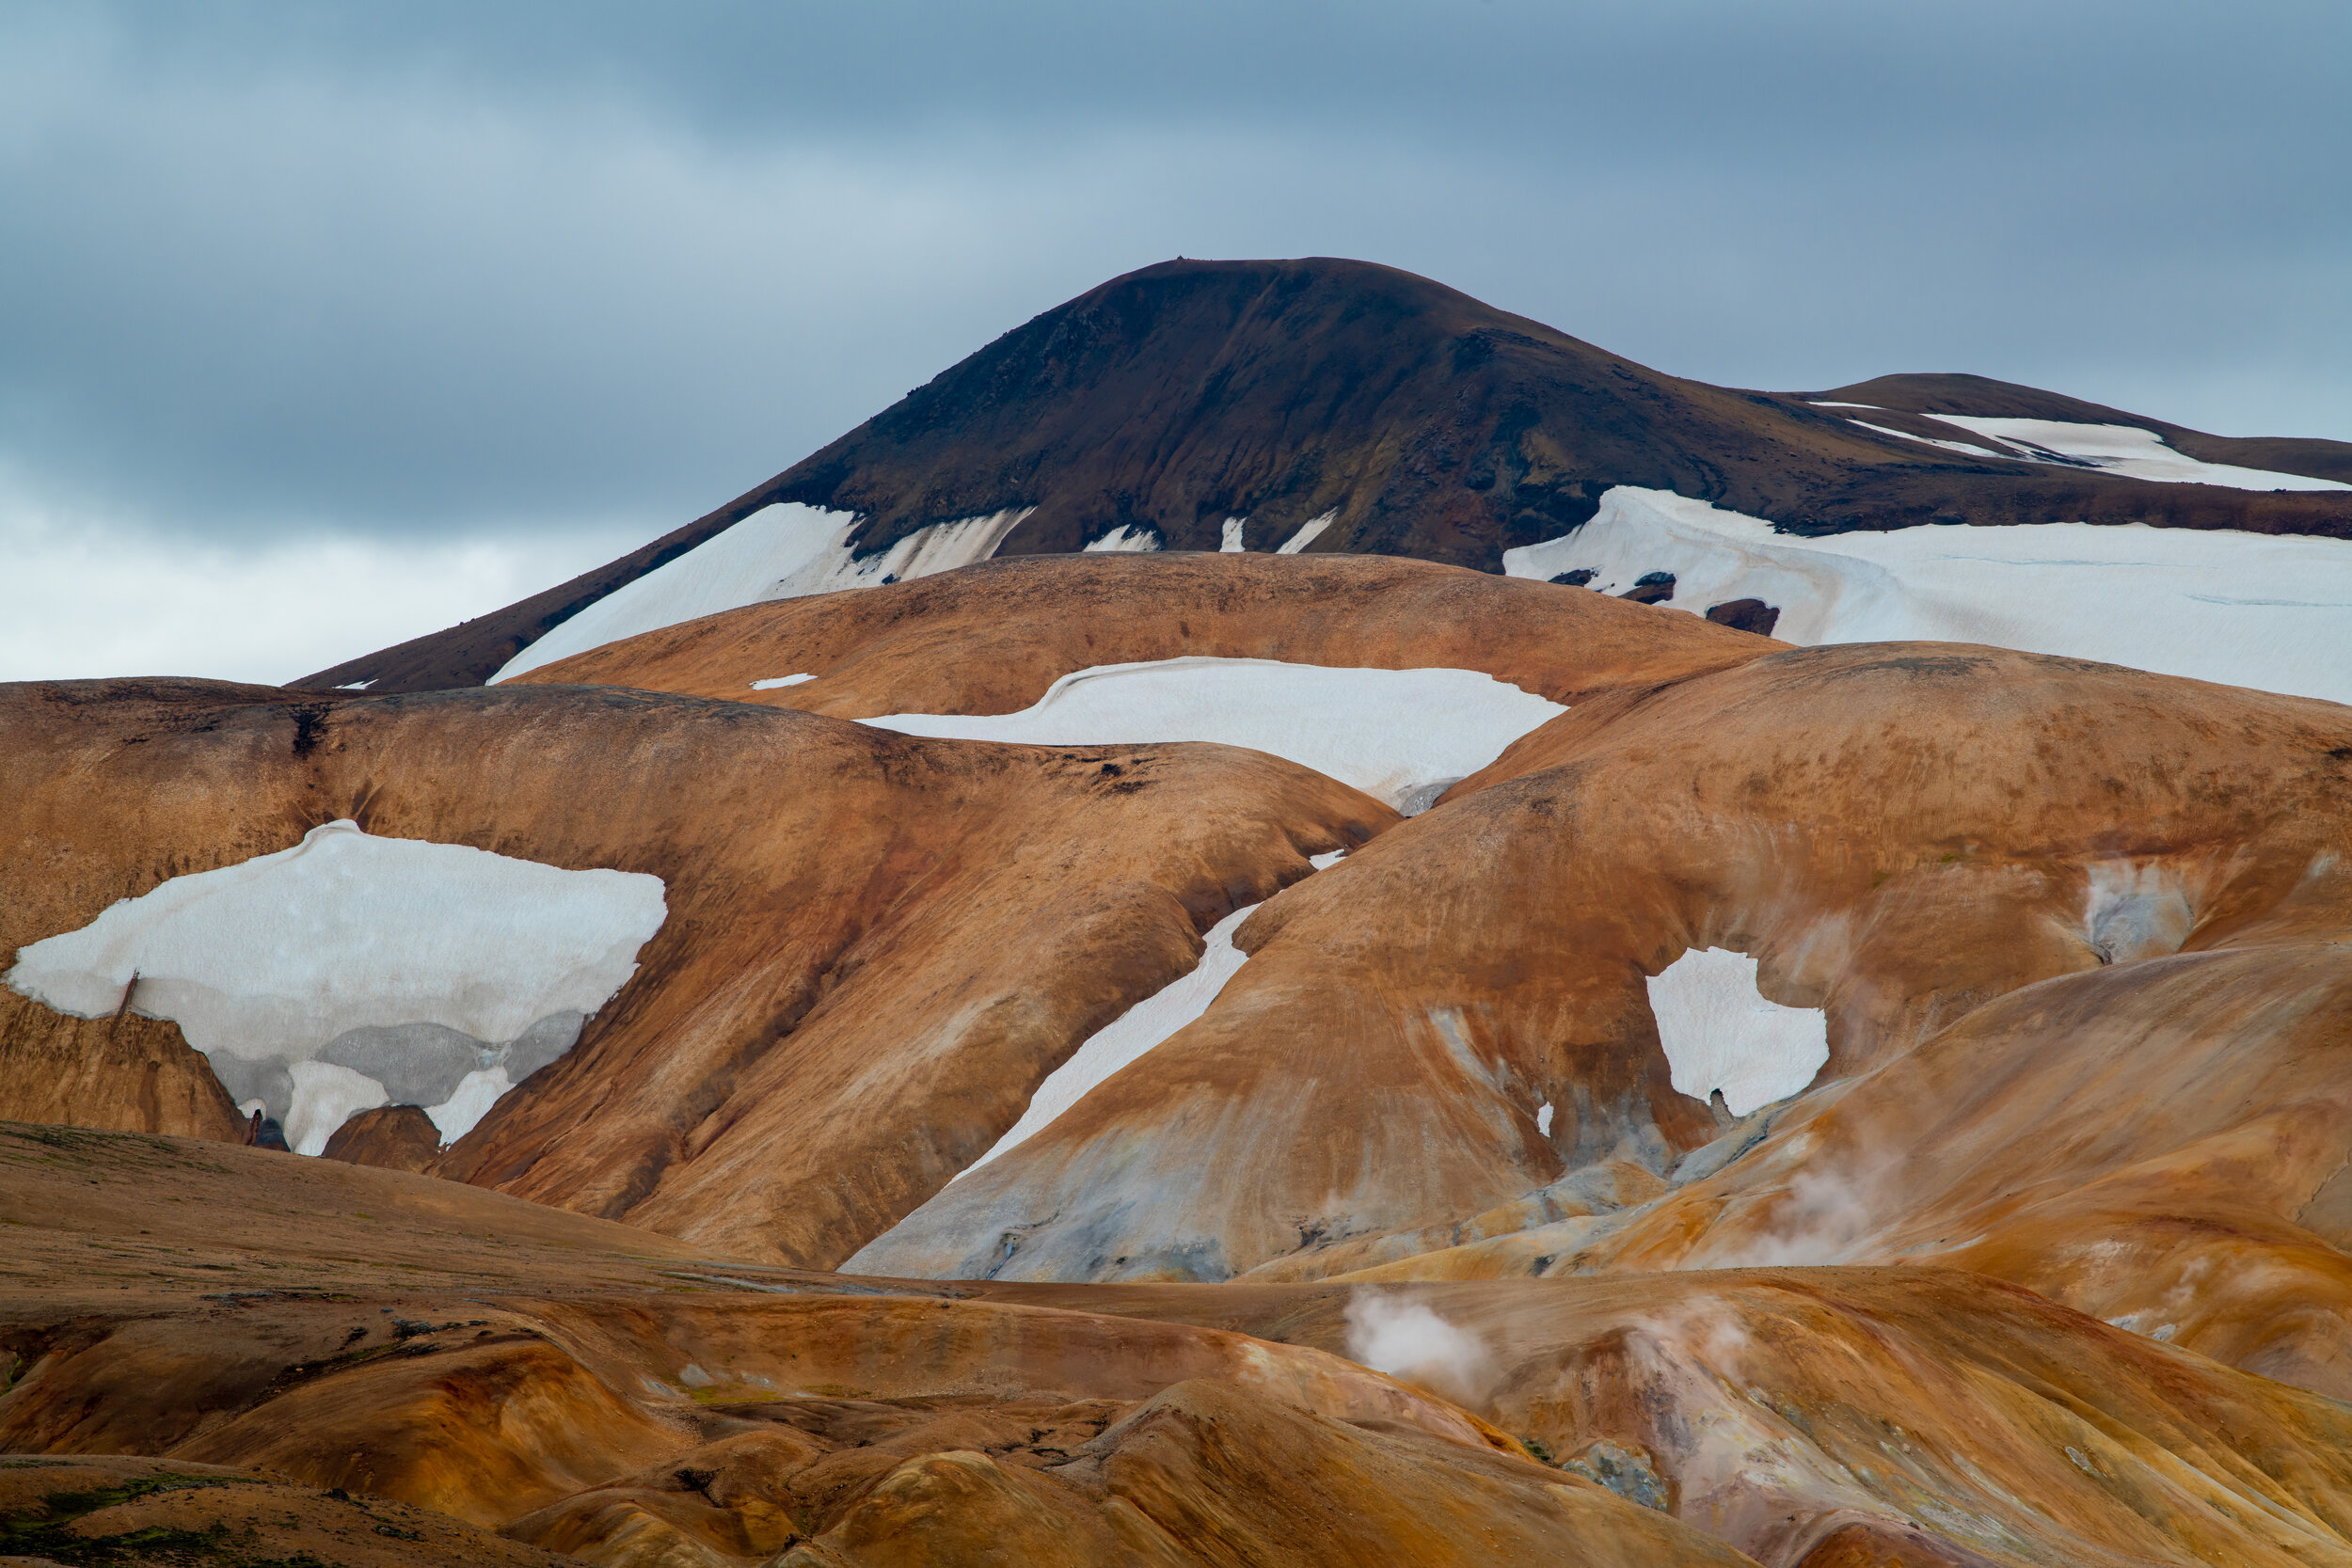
1344;1290;1494;1405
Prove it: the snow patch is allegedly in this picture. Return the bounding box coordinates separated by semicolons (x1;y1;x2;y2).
1929;418;2350;491
1645;946;1828;1117
751;673;816;690
1275;511;1337;554
861;657;1564;814
1502;485;2352;705
333;678;376;690
1220;516;1248;552
951;847;1347;1178
1536;1101;1554;1137
960;902;1259;1175
492;503;1033;681
427;1065;516;1146
5;820;666;1153
283;1060;389;1157
1083;525;1161;553
1847;420;2010;461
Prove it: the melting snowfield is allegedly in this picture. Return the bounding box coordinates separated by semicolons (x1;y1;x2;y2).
1645;946;1829;1117
5;821;666;1152
492;502;1033;682
1506;486;2352;705
1925;417;2348;491
1814;407;2351;491
860;657;1565;813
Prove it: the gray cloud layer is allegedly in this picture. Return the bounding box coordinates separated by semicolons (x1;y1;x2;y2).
3;2;2346;566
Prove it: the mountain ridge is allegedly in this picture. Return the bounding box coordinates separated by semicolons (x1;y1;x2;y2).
294;257;2352;694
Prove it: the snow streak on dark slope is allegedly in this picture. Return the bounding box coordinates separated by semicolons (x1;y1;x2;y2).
298;258;2352;693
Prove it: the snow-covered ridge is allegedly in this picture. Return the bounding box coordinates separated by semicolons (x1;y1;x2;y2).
491;502;1035;683
5;821;666;1153
1504;486;2352;706
1646;946;1828;1117
859;657;1567;814
1816;404;2348;492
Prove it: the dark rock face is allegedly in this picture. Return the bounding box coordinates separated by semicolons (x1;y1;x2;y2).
321;1104;442;1174
1705;597;1781;636
1621;572;1677;605
294;259;2352;694
1549;568;1597;587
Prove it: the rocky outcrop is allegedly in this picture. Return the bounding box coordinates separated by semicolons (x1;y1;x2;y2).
323;1104;443;1173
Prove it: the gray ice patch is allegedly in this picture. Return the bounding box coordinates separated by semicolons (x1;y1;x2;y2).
203;1053;294;1123
321;1022;491;1107
2084;862;2197;963
1396;776;1466;816
501;1011;583;1083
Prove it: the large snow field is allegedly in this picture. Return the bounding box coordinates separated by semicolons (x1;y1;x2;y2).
1646;946;1829;1117
492;503;1034;682
5;820;666;1154
860;657;1566;813
1504;486;2352;705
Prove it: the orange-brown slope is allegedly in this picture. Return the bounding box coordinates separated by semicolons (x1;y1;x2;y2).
11;1128;2352;1568
973;1267;2352;1568
1545;940;2352;1399
0;677;1388;1266
852;643;2352;1285
506;549;1779;716
0;1129;1746;1567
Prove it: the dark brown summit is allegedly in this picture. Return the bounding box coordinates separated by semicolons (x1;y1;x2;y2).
297;257;2352;694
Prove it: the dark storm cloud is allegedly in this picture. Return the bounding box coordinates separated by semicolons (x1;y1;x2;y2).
2;0;2347;547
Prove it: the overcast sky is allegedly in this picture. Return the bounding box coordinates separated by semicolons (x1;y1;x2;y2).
6;0;2348;681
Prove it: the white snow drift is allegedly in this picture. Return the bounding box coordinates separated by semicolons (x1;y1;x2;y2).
5;820;666;1154
1504;486;2352;705
918;848;1342;1189
961;900;1258;1175
860;657;1565;813
1928;417;2350;491
491;502;1034;682
1276;510;1337;554
1645;946;1829;1117
1083;525;1162;553
1816;406;2349;491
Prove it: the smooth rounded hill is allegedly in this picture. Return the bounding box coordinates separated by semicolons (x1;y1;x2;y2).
504;551;1777;715
851;642;2352;1286
0;673;1390;1266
